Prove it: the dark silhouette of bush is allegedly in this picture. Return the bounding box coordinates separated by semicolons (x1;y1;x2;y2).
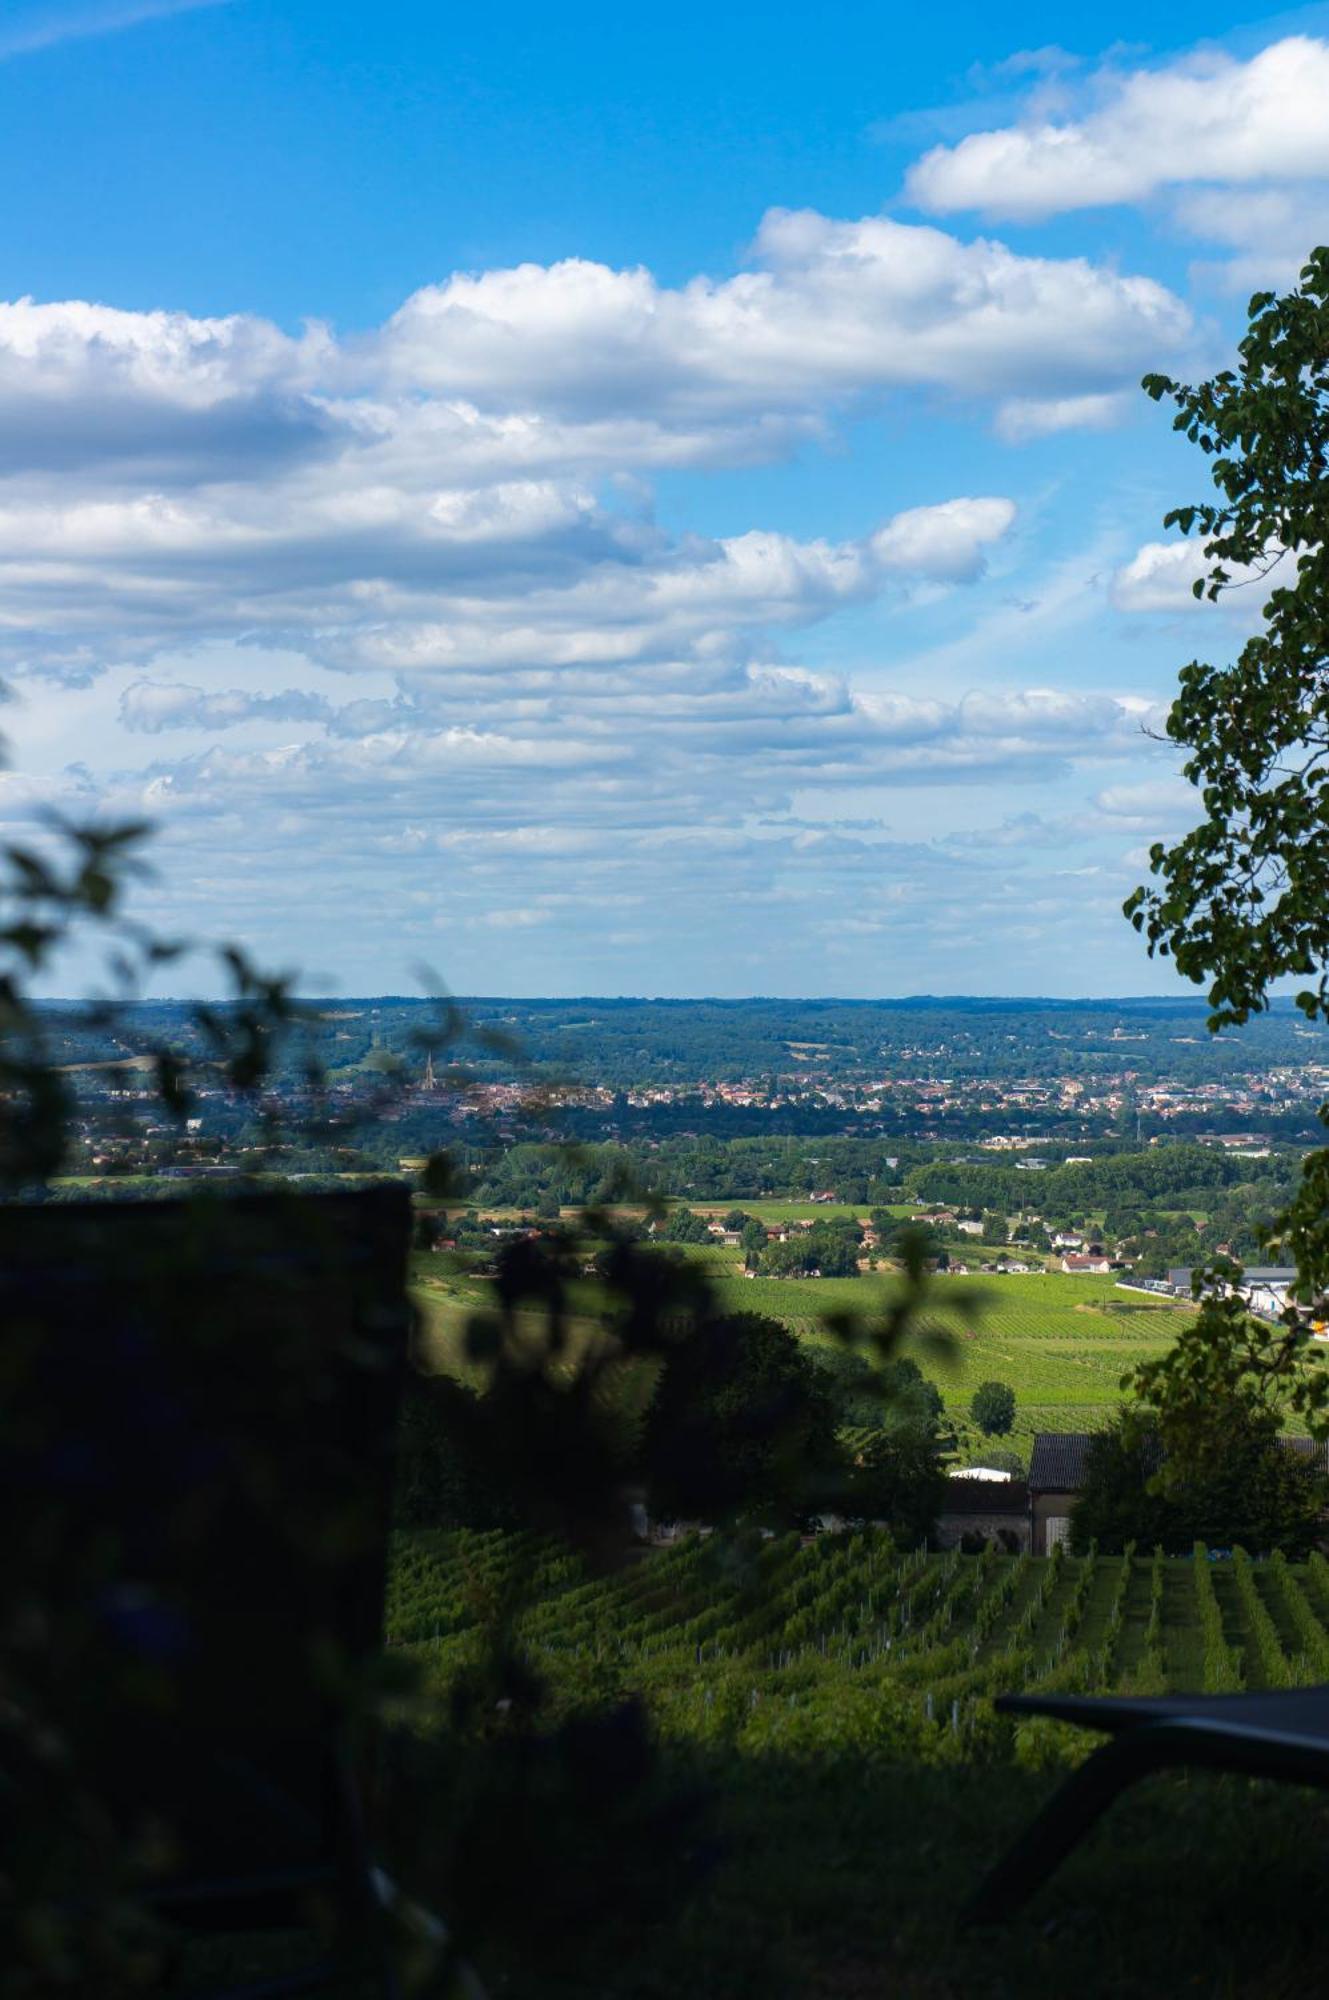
640;1311;843;1523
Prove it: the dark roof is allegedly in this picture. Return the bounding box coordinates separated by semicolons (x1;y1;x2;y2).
1028;1433;1094;1492
1023;1429;1327;1494
938;1478;1029;1515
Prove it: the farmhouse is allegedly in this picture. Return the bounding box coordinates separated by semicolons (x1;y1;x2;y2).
934;1476;1031;1554
1062;1252;1112;1275
1027;1433;1093;1553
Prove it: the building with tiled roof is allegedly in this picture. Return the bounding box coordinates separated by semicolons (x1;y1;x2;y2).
1027;1432;1093;1554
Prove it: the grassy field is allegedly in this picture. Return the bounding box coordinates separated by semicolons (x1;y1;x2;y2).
725;1266;1187;1455
410;1251;1194;1452
379;1531;1329;1998
691;1198;919;1225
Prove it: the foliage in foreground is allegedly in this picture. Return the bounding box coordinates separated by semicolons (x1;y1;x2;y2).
379;1529;1329;1992
1069;1407;1326;1556
1129;250;1329;1437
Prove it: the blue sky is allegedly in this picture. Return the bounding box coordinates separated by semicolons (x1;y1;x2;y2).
3;0;1327;997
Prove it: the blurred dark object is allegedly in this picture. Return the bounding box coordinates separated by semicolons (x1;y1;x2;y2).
964;1683;1329;1927
1;1186;413;1997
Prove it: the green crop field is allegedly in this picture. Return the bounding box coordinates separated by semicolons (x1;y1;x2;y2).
389;1530;1329;1705
410;1255;1196;1448
378;1532;1329;1997
705;1263;1193;1448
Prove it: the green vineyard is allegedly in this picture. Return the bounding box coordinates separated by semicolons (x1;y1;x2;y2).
387;1530;1329;1752
412;1261;1198;1456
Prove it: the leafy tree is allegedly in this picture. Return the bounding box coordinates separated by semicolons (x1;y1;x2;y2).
882;1355;946;1430
1126;251;1329;1428
837;1420;947;1547
639;1312;842;1523
969;1380;1016;1437
1130;252;1329;1033
807;1218;862;1278
660;1204;711;1244
740;1216;768;1269
1069;1414;1172;1554
394;1374;519;1529
759;1235;815;1278
757;1222;859;1279
722;1207;750;1231
1072;1408;1325;1556
811;1349;942;1431
980;1211;1008;1245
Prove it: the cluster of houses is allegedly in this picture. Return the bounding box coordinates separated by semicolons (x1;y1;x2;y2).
1164;1264;1298;1318
1162;1264;1329;1339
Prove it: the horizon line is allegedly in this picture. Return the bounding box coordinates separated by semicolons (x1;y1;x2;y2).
33;990;1250;1007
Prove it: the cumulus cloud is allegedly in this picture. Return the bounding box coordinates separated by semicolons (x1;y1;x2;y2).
78;662;1171;993
0;213;1196;701
906;36;1329;222
869;497;1015;580
0;298;330;477
379;212;1189;413
1110;538;1279;614
126;677;1154;815
0;213;1200;990
0;210;1190;495
0;484;1019;686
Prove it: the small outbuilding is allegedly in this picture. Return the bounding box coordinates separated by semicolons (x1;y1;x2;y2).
935;1477;1031;1554
1027;1433;1094;1553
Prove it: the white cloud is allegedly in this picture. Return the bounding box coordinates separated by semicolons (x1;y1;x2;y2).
0;485;1015;684
0;217;1188;497
870;497;1015;580
1110;538;1279;614
0;0;225;62
906;36;1329;222
994;392;1132;442
0;216;1193;699
1095;776;1197;824
380;213;1189;413
1175;185;1329;292
77;662;1162;994
119;680;333;732
0;215;1200;992
1111;539;1210;612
